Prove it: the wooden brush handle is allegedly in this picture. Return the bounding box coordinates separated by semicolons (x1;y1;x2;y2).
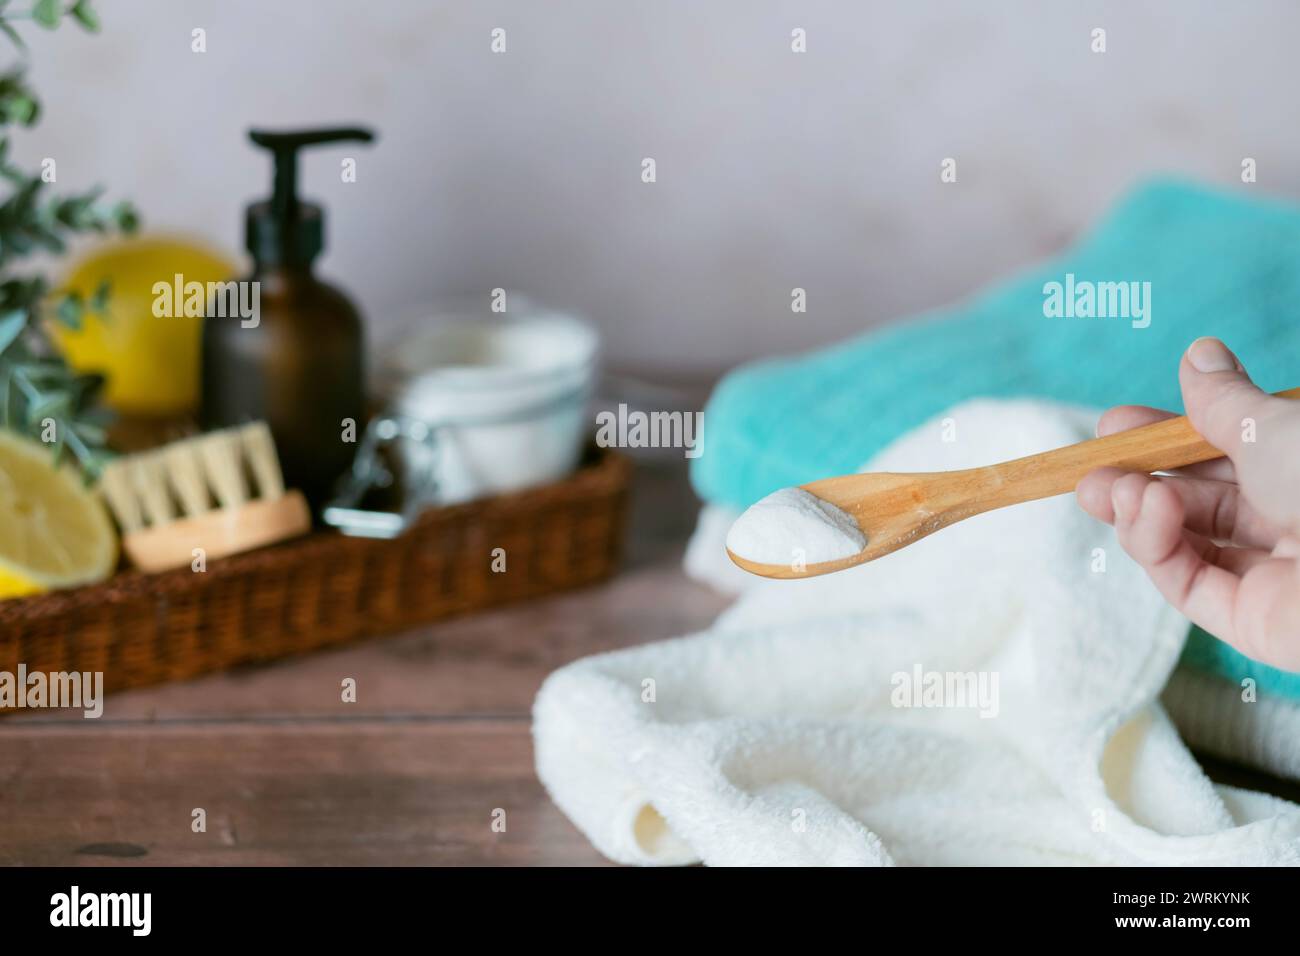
122;491;312;573
976;387;1300;506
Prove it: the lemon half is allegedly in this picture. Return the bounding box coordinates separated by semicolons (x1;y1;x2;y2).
0;430;118;599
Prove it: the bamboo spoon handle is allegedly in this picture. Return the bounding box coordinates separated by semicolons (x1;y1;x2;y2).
972;386;1300;507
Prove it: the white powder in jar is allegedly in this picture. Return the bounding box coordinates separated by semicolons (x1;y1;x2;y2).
726;487;866;566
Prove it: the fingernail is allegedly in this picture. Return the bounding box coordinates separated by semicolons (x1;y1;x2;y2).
1111;485;1129;523
1111;476;1143;524
1187;337;1240;373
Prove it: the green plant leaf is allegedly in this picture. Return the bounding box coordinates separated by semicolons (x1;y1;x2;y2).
79;401;109;422
54;291;82;329
0;308;25;351
6;94;36;125
70;419;104;445
32;0;61;29
111;200;138;233
29;391;70;421
0;11;135;481
0;71;42;126
70;0;98;32
16;360;68;386
0;19;26;51
88;277;110;312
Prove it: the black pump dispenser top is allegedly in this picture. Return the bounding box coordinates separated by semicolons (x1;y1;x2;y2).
246;126;374;267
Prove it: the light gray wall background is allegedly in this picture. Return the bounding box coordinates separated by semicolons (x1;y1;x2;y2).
15;0;1299;375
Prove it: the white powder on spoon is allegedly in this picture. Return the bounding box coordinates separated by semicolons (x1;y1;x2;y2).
726;487;867;566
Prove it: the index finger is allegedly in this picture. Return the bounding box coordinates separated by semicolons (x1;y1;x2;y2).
1095;404;1236;483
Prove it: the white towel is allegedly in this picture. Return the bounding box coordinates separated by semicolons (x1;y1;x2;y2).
1163;669;1300;781
532;400;1300;865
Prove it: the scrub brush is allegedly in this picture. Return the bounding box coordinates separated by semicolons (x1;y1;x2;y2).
98;422;312;573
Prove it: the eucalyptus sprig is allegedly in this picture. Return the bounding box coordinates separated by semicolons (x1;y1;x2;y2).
0;0;136;476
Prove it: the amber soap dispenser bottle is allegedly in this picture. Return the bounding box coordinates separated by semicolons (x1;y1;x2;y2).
201;126;375;511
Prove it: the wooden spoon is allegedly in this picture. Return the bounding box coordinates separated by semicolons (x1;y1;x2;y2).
727;387;1300;579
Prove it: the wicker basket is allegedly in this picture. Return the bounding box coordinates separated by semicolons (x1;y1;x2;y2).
0;447;629;706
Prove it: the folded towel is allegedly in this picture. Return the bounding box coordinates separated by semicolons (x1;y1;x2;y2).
690;520;1300;792
534;400;1300;865
1163;669;1300;782
688;178;1300;700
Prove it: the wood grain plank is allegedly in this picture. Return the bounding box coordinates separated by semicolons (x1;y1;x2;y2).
0;719;608;866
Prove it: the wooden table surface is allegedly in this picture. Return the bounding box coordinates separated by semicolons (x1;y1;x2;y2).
2;442;1296;866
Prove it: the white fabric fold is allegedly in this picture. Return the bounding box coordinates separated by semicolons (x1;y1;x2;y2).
533;400;1300;865
1163;668;1300;782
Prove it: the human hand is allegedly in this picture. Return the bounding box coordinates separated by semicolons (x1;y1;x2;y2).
1076;337;1300;670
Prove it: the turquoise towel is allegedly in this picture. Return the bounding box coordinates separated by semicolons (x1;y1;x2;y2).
692;177;1300;695
1183;625;1300;699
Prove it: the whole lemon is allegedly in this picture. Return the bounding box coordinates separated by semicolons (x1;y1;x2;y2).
54;236;240;415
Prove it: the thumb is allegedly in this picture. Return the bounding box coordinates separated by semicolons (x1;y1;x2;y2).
1180;336;1300;530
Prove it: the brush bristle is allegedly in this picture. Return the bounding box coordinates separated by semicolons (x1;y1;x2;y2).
240;422;285;500
161;438;212;516
98;458;144;533
130;451;175;527
195;429;248;509
98;421;289;531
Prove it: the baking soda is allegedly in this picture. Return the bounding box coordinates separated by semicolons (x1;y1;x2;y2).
726;487;866;566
